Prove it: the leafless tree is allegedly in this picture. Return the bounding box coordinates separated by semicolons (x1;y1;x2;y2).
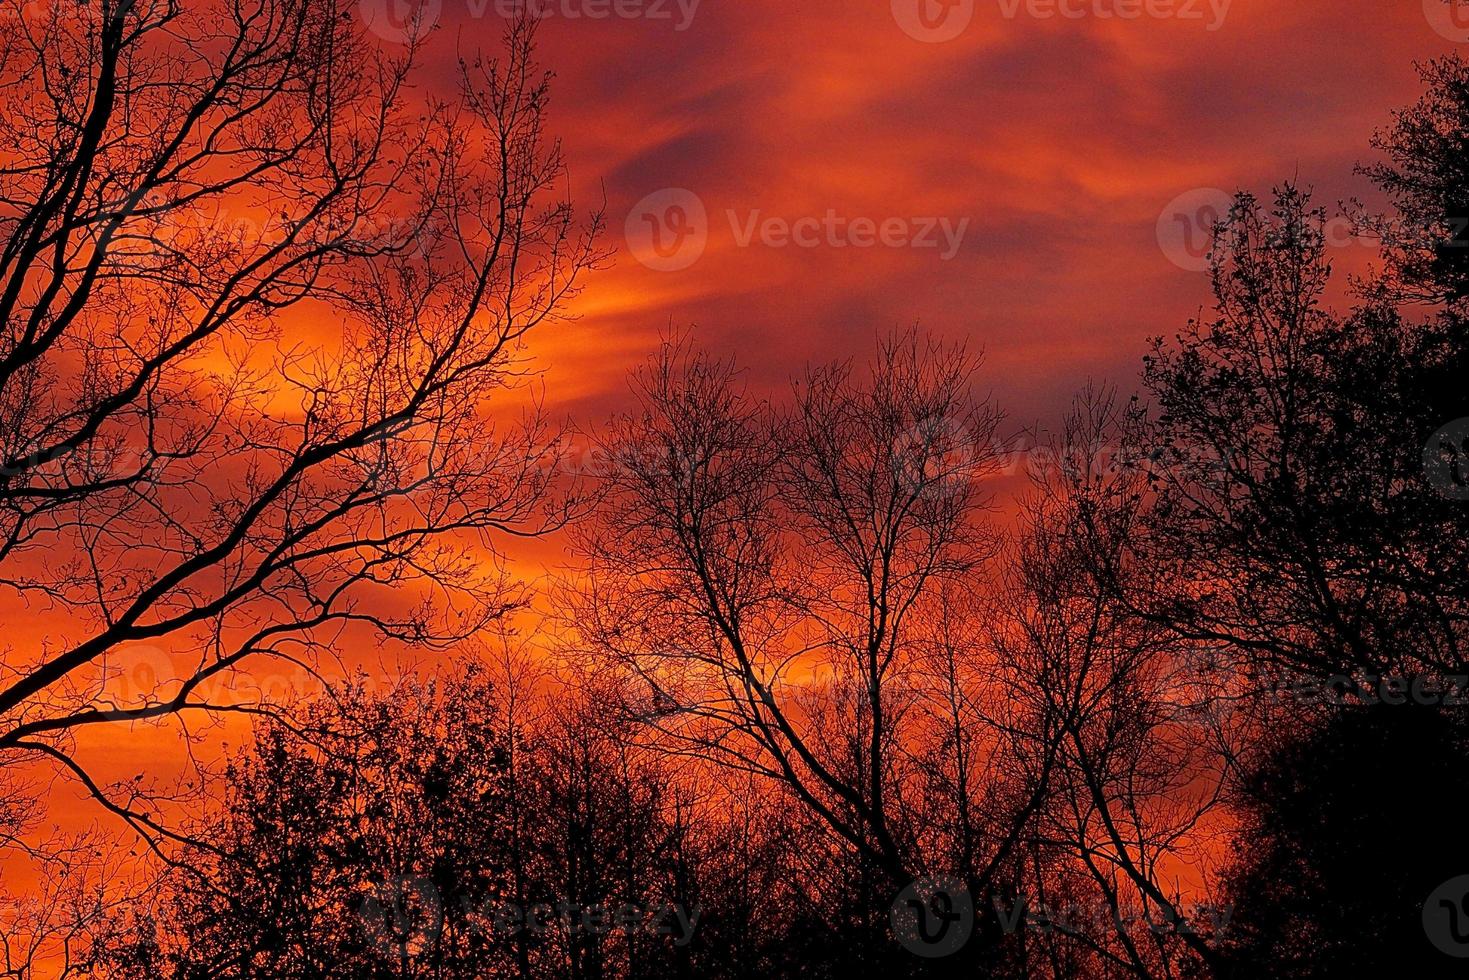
0;0;601;855
0;828;143;978
1130;188;1469;685
572;331;1059;967
998;389;1235;979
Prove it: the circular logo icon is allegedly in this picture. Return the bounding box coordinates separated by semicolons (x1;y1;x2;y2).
1424;418;1469;500
894;414;977;501
98;645;180;720
361;875;444;952
625;189;708;272
1157;188;1234;273
892;0;976;43
358;0;443;44
891;876;974;958
1424;875;1469;957
1158;646;1256;731
1425;0;1469;43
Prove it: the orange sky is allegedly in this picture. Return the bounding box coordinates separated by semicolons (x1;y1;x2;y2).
395;0;1461;587
444;0;1456;425
9;0;1464;882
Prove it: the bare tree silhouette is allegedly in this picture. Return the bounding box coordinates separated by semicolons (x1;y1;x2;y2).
0;2;600;855
5;8;1469;980
1360;54;1469;308
999;389;1233;979
572;331;1063;971
100;666;745;980
1127;187;1469;685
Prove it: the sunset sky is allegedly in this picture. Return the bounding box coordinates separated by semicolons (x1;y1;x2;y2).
399;0;1462;429
21;0;1466;862
5;6;1467;970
